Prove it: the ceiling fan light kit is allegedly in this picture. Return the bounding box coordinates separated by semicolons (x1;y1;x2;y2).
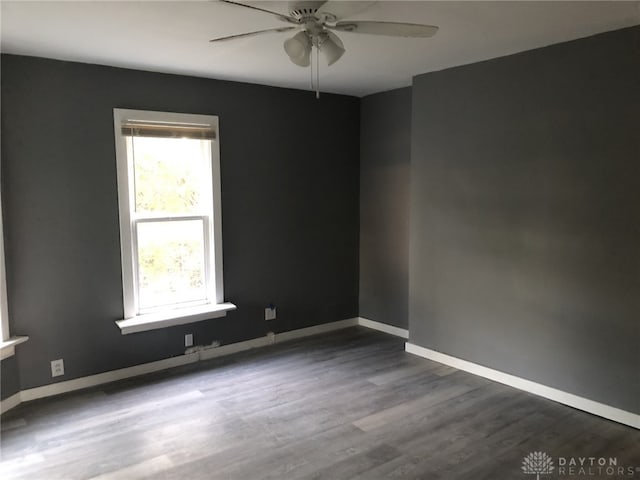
318;31;345;66
284;31;312;67
211;0;438;98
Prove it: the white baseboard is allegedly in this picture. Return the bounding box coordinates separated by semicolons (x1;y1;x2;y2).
19;353;201;403
357;317;408;339
0;317;359;415
198;336;272;361
405;342;640;430
0;392;21;415
199;318;359;361
275;317;358;343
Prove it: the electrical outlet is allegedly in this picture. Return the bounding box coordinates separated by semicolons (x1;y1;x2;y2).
185;333;193;347
265;306;276;321
51;359;64;377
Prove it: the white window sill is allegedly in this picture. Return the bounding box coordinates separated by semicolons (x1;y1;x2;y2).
116;302;236;335
1;336;29;360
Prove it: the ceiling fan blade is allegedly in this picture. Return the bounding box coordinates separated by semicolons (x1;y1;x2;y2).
220;0;299;24
332;21;438;37
316;1;376;21
210;26;297;43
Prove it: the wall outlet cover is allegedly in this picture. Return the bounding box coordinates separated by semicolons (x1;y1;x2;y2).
51;359;64;377
265;306;276;321
185;333;194;347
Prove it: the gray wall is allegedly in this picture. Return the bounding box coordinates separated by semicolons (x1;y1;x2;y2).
1;55;360;392
409;26;640;413
1;356;20;400
359;88;411;329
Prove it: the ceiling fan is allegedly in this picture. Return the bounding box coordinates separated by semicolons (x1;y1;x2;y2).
210;1;438;96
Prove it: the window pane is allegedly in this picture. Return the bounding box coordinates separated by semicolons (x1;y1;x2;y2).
136;220;207;311
131;136;210;214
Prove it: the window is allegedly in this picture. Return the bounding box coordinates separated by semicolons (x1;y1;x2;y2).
113;109;234;334
0;196;28;358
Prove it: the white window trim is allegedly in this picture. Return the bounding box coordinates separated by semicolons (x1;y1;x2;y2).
0;197;29;359
115;302;236;335
113;109;234;334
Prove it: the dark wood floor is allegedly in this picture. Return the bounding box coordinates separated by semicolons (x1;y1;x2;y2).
1;327;638;479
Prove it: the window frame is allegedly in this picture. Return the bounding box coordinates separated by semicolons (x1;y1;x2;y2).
113;109;233;334
0;195;29;358
0;206;9;342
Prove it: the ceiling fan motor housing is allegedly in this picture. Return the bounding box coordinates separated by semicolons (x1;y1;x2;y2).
288;1;335;22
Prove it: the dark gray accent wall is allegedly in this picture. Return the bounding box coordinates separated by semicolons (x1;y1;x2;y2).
410;26;640;413
1;55;359;392
359;88;411;329
1;355;20;400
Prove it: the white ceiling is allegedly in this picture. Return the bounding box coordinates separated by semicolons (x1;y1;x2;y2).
1;1;639;97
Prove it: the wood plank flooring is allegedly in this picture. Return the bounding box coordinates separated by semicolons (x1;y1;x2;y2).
1;327;638;479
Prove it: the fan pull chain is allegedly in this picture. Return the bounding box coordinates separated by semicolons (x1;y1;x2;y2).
310;46;314;90
308;43;320;100
316;45;320;99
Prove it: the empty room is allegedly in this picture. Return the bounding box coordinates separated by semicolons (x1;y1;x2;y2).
0;1;638;479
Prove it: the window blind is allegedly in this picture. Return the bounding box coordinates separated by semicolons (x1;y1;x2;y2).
121;121;216;140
